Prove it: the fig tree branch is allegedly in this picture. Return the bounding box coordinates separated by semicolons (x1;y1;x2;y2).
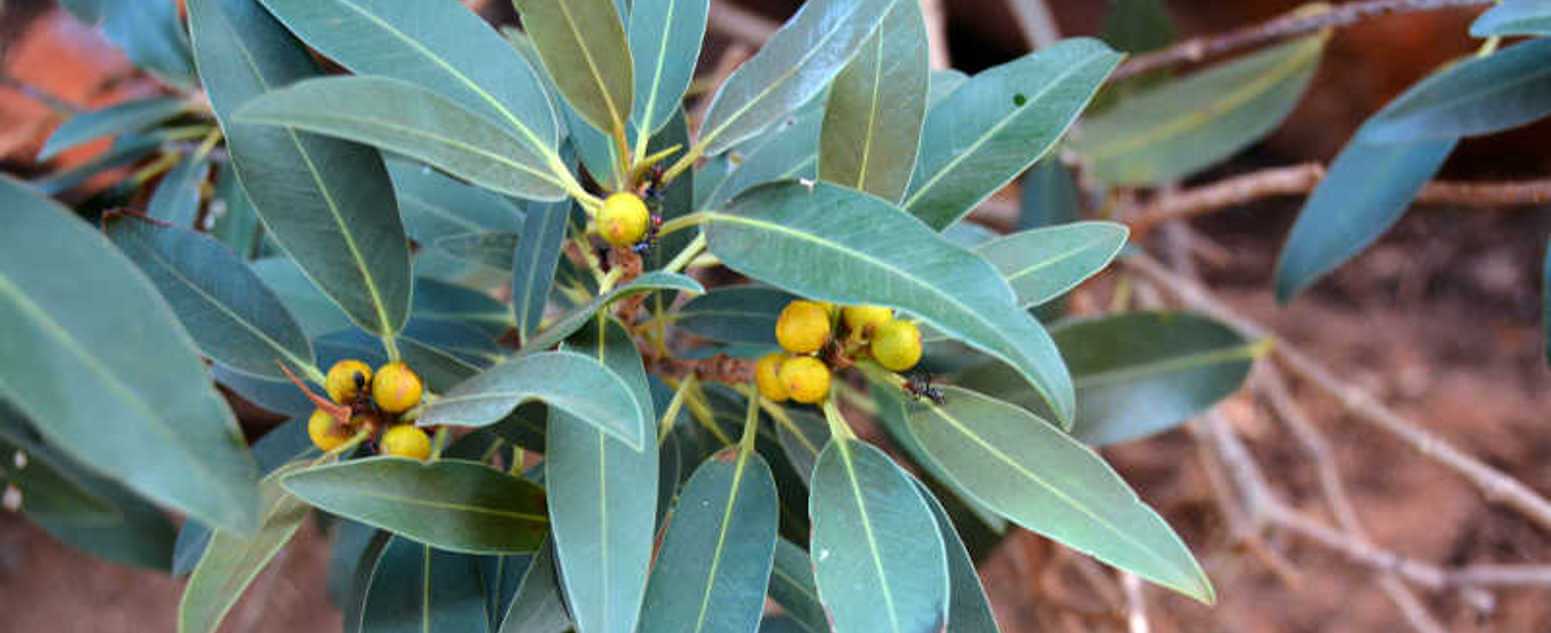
1112;0;1497;80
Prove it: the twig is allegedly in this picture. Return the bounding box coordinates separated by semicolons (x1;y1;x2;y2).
706;2;778;46
1007;0;1063;50
1120;572;1150;633
1125;251;1551;534
1126;163;1551;235
1112;0;1496;80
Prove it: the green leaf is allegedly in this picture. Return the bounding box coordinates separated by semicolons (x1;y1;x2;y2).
638;448;780;633
0;437;117;523
178;462;314;633
420;351;646;449
250;257;355;338
1099;0;1176;53
1072;34;1325;186
906;38;1120;229
705;181;1075;423
643;111;697;270
962;312;1257;445
698;0;903;155
413;278;515;338
0;175;259;530
33;134;160;195
1361;39;1551;142
497;538;572;633
515;0;635;142
927;69;968;109
433;231;520;272
818;0;928;202
362;537;492;633
628;0;709;138
704;112;821;210
59;0;196;90
387;159;524;241
146;155;210;227
104;215;316;380
255;0;561;158
1472;0;1551;37
809;438;948;633
673;285;798;346
338;526;393;633
869;381;1006;532
905;386;1213;602
913;480;1000;633
973;222;1128;309
546;315;657;633
773;408;830;486
513;201;571;342
1273;136;1455;301
210;164;264;259
1018;157;1080;230
238;77;569;202
768;539;829;633
189;0;412;338
522;272;704;354
38;97;188;161
283;457;548;555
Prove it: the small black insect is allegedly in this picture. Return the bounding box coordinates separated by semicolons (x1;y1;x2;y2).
631;213;663;255
643;164;667;201
903;371;946;405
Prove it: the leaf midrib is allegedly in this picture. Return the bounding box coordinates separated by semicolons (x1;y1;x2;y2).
921;398;1197;590
1073;343;1258;389
690;450;753;633
835;440;904;633
554;0;627;135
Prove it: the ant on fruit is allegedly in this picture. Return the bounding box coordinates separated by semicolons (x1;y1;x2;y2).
903;370;945;405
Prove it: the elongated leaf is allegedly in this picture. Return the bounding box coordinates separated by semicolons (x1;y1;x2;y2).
189;0;411;338
256;0;561;158
513;201;570;342
1472;0;1551;37
413;277;515;337
250;257;354;337
773;408;829;486
33;134;160;195
906;387;1213;602
238;77;568;202
0;437;117;523
1361;38;1551;142
962;312;1256;446
283;457;547;555
39;97;188;160
1273;136;1456;301
1072;34;1326;185
363;537;492;633
868;381;1006;532
913;480;1000;633
673;285;798;346
629;0;709;138
768;539;829;633
705;112;822;210
387;159;524;240
699;0;903;155
974;222;1128;309
498;538;571;633
638;448;779;633
339;526;392;633
706;181;1075;423
421;351;646;449
434;231;520;272
927;69;968;109
210;164;263;259
178;462;314;633
516;0;634;141
104;215;315;380
0;176;258;530
1018;157;1080;230
523;272;704;354
59;0;196;90
906;39;1120;229
1100;0;1176;53
810;438;948;633
818;0;928;202
146;155;211;227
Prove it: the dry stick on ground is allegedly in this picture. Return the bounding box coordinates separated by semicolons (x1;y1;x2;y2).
1124;163;1551;236
1127;251;1551;533
1112;0;1496;80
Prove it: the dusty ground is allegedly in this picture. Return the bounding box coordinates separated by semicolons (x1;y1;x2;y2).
3;1;1551;632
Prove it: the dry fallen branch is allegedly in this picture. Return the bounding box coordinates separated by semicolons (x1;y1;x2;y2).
1125;252;1551;534
1112;0;1496;80
1125;163;1551;235
706;2;779;46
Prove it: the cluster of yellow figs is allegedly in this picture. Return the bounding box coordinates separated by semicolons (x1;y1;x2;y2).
307;360;431;460
754;301;923;404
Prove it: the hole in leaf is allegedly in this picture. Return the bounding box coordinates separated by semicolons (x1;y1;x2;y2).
1013;93;1028;107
